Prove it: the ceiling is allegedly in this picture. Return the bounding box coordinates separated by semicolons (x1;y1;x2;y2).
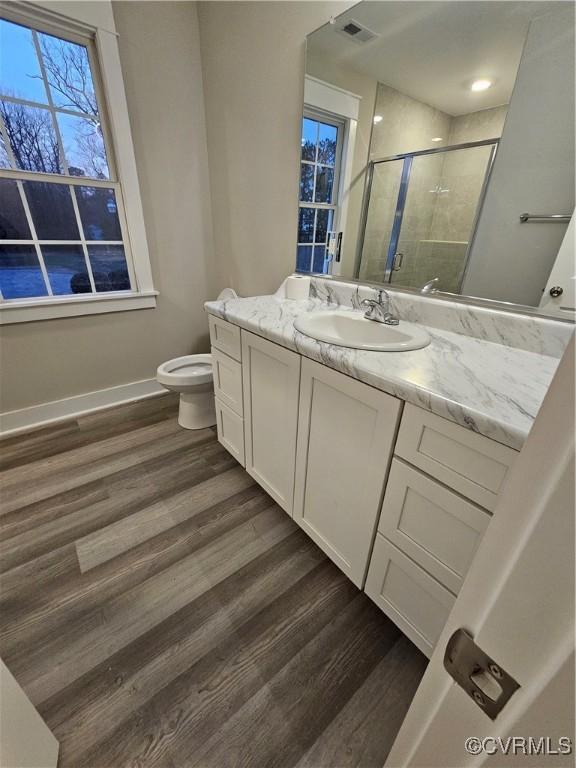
307;1;564;116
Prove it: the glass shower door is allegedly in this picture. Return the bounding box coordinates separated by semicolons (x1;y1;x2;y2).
357;159;404;283
389;143;495;292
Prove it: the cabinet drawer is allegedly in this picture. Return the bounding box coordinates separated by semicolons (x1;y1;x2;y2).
211;347;243;416
379;459;490;594
209;315;241;362
215;397;245;467
395;404;517;511
365;535;455;658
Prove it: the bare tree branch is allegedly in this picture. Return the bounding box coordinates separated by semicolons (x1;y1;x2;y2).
0;96;61;173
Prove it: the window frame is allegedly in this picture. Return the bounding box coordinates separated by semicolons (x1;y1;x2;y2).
0;3;156;324
297;107;345;274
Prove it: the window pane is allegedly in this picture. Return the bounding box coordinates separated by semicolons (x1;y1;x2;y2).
75;187;121;240
42;244;90;295
37;33;98;116
23;181;79;240
318;123;337;165
315;209;334;244
0;179;31;239
312;245;327;273
298;207;315;243
0;20;48;104
0;134;10;169
0;244;48;298
87;245;131;292
301;118;317;161
300;163;314;203
57;113;109;179
0;101;63;174
314;166;334;204
296;245;313;273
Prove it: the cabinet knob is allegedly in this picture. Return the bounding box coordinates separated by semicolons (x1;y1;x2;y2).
549;286;564;298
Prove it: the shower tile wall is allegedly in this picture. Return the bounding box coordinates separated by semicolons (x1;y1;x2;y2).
361;83;507;291
369;84;452;159
449;106;507;145
430;107;507;242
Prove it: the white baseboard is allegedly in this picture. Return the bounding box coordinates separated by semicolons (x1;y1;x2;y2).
0;378;167;437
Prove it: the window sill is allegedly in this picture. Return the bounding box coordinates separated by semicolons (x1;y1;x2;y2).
0;291;158;325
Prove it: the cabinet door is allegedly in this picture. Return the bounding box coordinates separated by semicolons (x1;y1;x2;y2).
294;358;402;587
241;331;301;515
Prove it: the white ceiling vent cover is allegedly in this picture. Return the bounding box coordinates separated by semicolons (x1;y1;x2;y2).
335;19;379;44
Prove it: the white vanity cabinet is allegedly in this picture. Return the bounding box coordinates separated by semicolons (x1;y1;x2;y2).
293;359;402;587
241;331;301;515
208;314;519;658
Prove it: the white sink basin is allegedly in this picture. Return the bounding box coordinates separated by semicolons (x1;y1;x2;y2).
294;310;430;352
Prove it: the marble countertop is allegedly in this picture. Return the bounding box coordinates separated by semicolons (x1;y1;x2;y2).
205;295;561;451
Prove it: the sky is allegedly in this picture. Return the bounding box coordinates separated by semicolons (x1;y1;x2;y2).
0;19;49;104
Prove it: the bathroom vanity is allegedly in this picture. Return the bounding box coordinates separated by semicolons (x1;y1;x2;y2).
205;280;568;657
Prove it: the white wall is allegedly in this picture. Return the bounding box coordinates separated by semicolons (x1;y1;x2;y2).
197;1;355;298
463;6;575;306
0;1;219;413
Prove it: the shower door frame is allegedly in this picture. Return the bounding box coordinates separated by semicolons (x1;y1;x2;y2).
355;138;499;287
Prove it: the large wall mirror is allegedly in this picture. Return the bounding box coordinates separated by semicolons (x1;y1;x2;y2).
297;1;575;319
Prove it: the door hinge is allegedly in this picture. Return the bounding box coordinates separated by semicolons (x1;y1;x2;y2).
444;629;520;720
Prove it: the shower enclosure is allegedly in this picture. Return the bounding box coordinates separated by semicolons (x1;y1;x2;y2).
356;139;498;293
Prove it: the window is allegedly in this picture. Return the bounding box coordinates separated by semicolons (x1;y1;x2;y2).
297;110;343;274
0;9;155;322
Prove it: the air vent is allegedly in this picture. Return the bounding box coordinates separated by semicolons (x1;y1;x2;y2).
335;18;379;44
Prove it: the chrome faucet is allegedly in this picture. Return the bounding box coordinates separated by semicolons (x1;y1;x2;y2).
361;289;399;325
420;277;439;294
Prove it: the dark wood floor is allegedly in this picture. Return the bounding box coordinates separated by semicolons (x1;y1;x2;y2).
0;394;426;768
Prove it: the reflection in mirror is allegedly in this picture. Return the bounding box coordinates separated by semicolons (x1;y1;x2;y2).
299;1;575;318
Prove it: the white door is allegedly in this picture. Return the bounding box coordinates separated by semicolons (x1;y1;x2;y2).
539;213;575;318
386;336;575;767
241;331;301;515
293;358;401;587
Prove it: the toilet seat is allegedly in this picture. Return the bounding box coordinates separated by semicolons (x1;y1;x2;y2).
156;354;213;388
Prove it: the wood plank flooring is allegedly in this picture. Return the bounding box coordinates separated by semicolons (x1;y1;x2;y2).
0;394;426;768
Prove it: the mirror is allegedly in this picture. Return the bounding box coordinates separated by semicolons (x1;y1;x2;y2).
298;1;575;317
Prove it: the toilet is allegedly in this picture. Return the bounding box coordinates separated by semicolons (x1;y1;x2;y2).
156;354;215;430
156;288;237;430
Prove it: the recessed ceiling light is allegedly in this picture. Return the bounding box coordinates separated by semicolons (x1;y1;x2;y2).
373;115;383;124
471;79;492;92
431;137;443;142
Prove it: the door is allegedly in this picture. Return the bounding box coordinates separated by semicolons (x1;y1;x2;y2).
293;359;402;587
241;331;301;515
386;336;575;767
0;658;59;768
539;212;575;318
